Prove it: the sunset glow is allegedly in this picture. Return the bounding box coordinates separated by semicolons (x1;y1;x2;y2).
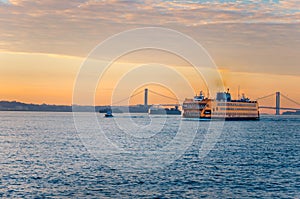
0;0;299;109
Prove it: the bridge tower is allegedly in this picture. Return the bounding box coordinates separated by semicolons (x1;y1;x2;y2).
144;88;148;107
276;91;280;115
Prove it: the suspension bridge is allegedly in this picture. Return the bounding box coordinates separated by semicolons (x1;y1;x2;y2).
110;89;300;115
256;92;300;115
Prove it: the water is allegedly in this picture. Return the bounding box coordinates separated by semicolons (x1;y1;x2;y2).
0;112;299;198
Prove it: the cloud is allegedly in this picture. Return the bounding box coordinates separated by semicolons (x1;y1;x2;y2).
3;0;299;26
0;0;299;76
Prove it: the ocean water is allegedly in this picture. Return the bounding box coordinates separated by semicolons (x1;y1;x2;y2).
0;111;299;198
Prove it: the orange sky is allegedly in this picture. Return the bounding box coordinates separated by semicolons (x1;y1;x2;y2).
1;51;299;109
0;0;299;111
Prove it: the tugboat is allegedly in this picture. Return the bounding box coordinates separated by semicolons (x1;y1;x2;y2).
104;110;113;118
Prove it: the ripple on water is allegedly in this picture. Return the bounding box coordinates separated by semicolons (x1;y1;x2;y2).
0;112;299;198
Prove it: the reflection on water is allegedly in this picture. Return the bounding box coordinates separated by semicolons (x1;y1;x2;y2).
0;112;299;198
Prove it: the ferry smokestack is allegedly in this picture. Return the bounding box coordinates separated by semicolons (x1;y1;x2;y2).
144;88;148;107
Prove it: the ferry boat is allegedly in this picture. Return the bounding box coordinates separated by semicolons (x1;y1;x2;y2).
183;89;259;120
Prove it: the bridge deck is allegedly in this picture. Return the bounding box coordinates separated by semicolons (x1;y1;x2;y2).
155;104;300;111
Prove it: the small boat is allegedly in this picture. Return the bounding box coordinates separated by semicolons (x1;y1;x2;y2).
104;110;113;117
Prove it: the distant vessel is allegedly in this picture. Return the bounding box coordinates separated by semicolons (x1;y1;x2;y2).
183;89;259;120
282;110;300;115
99;107;123;113
149;105;181;115
104;110;113;117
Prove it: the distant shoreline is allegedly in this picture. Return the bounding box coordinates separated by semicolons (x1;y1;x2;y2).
0;100;146;113
0;100;106;112
1;100;299;115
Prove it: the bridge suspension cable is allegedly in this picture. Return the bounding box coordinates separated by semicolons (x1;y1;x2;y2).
281;94;300;106
111;90;144;105
256;93;275;101
148;90;184;102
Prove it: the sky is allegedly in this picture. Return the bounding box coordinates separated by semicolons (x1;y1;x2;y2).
0;0;299;108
